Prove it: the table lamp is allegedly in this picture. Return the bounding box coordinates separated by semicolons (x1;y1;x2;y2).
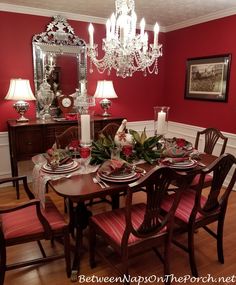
94;80;118;116
5;78;36;122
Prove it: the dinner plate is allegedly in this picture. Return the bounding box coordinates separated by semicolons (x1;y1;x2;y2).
167;159;197;169
41;161;79;174
100;171;137;180
45;160;74;170
97;172;140;183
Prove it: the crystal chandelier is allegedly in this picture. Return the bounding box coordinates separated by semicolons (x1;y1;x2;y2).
87;0;162;78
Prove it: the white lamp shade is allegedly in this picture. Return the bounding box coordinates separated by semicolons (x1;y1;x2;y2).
94;80;118;99
5;79;36;101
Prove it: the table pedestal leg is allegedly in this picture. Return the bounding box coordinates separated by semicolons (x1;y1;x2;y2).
70;202;92;282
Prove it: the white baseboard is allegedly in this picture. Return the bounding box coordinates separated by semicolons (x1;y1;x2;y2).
1;121;236;189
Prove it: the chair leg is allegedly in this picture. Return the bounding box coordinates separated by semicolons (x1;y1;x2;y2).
37;240;47;258
16;180;20;200
0;241;6;285
217;219;224;264
121;255;129;285
89;224;96;268
64;229;71;278
188;228;198;277
163;238;171;285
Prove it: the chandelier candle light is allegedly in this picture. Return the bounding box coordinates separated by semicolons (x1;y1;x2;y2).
87;0;162;78
5;78;36;122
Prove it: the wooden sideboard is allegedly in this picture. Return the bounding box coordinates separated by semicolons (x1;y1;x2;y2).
7;116;124;177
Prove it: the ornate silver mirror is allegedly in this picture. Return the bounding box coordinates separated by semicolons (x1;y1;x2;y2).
32;15;87;118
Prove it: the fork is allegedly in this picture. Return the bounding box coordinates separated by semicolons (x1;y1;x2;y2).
93;177;105;189
96;175;110;188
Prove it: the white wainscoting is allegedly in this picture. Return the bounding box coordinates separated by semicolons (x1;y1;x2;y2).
1;121;236;189
0;132;11;178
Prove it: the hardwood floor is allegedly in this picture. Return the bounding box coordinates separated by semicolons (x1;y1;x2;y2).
1;184;236;285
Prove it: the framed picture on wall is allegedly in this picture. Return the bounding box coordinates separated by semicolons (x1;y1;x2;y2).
184;54;231;102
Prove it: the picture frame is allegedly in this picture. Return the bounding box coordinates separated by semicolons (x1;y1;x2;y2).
184;54;231;102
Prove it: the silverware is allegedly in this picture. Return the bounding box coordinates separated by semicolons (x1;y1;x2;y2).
52;174;72;181
92;177;105;189
96;175;110;188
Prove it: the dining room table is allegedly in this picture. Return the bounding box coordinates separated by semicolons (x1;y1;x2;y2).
45;152;217;281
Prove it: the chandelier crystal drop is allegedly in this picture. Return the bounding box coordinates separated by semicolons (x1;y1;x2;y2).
87;0;162;78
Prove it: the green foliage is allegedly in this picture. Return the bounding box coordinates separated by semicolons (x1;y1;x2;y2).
90;134;115;165
90;128;164;165
129;128;163;164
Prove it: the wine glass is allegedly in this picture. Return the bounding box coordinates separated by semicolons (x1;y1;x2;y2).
79;146;91;173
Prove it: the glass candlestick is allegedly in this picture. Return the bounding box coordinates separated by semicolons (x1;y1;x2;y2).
154;106;170;136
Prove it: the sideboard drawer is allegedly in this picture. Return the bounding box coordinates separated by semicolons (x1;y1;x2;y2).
15;127;44;160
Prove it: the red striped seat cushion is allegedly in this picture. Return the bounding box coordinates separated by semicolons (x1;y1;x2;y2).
1;197;67;240
161;190;207;223
91;203;167;245
190;174;213;187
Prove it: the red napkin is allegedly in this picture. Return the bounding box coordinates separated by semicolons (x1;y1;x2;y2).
98;159;127;176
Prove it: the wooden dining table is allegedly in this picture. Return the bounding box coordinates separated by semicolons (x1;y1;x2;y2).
48;153;217;281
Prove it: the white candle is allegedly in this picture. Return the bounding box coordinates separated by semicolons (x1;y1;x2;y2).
81;114;91;144
153;23;159;49
120;26;125;44
143;32;148;53
131;11;137;37
80;82;86;94
157;110;166;135
111;13;116;37
106;19;111;41
140;18;145;40
88;23;94;47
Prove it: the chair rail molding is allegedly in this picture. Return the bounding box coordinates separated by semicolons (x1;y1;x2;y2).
1;120;236;189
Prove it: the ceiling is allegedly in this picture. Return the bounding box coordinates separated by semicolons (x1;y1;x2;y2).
1;0;236;31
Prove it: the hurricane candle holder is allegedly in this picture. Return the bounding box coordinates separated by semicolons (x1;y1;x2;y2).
154;106;170;136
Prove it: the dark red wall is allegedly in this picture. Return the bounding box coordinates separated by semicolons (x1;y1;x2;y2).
1;11;236;134
164;15;236;133
0;11;165;131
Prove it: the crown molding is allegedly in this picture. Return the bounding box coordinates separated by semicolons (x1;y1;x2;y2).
165;6;236;32
0;3;106;24
1;3;236;33
0;3;163;32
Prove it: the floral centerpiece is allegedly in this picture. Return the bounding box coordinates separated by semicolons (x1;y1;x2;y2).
90;128;163;165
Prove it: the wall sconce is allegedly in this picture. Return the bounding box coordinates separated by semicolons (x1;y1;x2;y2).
5;79;36;122
94;80;118;116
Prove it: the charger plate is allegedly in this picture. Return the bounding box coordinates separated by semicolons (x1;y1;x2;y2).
97;171;140;183
41;161;79;174
162;159;197;169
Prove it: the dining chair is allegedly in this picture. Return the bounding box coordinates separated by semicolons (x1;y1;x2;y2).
194;127;228;156
55;126;79;149
89;166;195;285
161;153;236;277
98;122;120;139
0;176;71;285
191;127;228;189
